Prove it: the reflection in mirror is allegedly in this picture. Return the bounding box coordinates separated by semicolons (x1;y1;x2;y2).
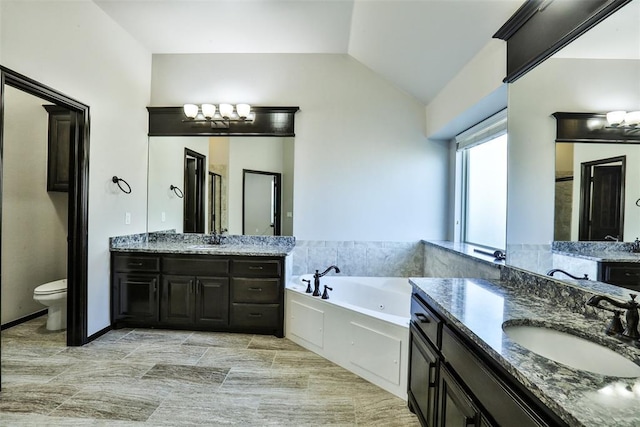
555;144;640;242
505;0;640;276
148;136;294;235
243;170;281;236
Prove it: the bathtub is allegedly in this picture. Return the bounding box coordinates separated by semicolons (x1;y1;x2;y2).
285;274;411;399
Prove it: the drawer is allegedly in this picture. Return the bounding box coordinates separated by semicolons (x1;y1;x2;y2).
231;259;281;277
411;293;442;349
441;327;544;427
113;254;160;272
601;263;640;288
231;303;280;329
163;256;229;276
232;278;281;303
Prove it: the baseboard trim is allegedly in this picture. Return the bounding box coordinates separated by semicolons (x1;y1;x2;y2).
87;325;112;343
1;309;48;330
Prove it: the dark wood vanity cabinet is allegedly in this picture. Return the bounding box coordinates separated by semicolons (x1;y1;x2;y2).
408;290;566;427
598;262;640;291
111;254;161;325
111;252;284;336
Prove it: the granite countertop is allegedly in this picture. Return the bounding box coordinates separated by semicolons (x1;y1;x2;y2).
410;277;640;427
109;232;295;257
553;249;640;263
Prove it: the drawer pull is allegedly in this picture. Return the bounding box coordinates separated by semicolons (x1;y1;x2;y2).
128;262;143;267
248;313;263;318
248;287;263;292
249;266;264;270
415;313;431;323
428;362;437;387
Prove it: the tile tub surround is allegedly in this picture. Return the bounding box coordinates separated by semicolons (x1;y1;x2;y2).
291;240;424;277
410;277;640;427
422;240;503;280
110;232;295;257
0;318;419;426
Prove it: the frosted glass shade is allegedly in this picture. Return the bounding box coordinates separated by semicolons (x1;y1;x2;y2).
219;103;234;118
625;111;640;126
183;104;199;119
236;103;251;118
606;111;626;126
201;103;216;119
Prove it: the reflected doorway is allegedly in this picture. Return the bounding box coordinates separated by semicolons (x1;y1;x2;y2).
184;148;206;233
242;170;281;236
209;171;222;234
579;156;625;241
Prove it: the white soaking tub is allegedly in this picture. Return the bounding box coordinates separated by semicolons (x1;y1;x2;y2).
285;274;411;399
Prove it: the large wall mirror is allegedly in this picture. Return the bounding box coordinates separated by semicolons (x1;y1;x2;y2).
147;136;294;236
505;0;640;275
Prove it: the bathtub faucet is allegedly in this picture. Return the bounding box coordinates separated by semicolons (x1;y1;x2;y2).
313;265;341;297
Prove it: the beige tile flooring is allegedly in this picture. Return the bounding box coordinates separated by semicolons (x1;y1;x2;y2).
0;318;420;426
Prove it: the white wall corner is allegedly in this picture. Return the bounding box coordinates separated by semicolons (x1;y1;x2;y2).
425;39;507;140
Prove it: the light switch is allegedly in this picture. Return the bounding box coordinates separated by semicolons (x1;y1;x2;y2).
286;212;293;218
125;212;131;225
161;212;166;222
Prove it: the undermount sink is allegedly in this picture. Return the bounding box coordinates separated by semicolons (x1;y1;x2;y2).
503;324;640;378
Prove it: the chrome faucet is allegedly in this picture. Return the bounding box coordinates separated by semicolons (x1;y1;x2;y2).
604;235;619;242
546;269;589;280
313;265;340;297
587;293;640;341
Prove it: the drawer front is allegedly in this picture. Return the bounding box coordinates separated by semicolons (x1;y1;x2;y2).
441;327;544;427
163;256;229;276
232;278;281;303
411;294;443;349
602;263;640;287
231;303;280;329
113;254;160;272
231;259;281;278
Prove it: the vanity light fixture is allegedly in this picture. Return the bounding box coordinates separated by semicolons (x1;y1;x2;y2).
182;103;253;128
606;110;640;128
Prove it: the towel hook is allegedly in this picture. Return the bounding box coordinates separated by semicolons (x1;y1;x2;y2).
112;176;132;194
170;185;184;198
636;198;640;207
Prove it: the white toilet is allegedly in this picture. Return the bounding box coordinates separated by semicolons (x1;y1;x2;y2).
33;279;67;331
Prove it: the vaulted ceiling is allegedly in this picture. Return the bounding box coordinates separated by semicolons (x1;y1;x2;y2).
93;0;524;105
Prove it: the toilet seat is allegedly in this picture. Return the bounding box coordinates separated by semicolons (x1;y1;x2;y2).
34;279;67;296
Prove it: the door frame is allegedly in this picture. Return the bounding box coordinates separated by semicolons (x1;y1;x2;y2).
578;155;625;241
183;148;205;233
242;169;282;236
0;66;90;347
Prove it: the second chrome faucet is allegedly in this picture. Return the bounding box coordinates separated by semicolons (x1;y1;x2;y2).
312;265;340;296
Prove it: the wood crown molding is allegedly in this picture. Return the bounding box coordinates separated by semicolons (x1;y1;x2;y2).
553;112;640;144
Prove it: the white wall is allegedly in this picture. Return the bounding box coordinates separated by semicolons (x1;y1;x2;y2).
1;0;151;335
151;54;448;241
148;137;210;233
507;58;640;247
2;86;68;324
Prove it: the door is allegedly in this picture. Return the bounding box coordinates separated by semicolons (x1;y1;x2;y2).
579;156;625;241
184;149;206;233
194;277;229;326
161;275;195;325
242;169;281;235
408;325;439;427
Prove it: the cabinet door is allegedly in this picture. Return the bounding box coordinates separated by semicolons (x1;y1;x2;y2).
195;277;229;326
408;325;439;427
439;366;482;427
113;273;159;323
161;275;195;325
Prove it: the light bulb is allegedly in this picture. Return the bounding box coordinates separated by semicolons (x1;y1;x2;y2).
183;104;199;119
624;111;640;126
236;104;251;119
219;103;234;118
606;111;626;126
201;104;216;119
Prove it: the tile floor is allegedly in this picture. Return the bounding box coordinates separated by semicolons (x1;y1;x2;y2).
0;318;420;426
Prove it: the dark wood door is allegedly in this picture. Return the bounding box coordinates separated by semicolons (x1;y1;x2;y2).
408;326;439;427
113;273;159;323
590;165;623;240
438;366;481;427
184;158;197;233
161;275;195;325
194;277;229;326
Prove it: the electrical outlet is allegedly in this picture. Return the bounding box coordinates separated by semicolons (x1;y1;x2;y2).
286;212;293;218
125;212;131;225
161;211;166;222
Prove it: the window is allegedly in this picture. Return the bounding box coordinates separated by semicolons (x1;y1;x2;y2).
456;110;507;250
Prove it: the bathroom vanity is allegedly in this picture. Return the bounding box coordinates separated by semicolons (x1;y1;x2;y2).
408;276;640;427
110;233;293;337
